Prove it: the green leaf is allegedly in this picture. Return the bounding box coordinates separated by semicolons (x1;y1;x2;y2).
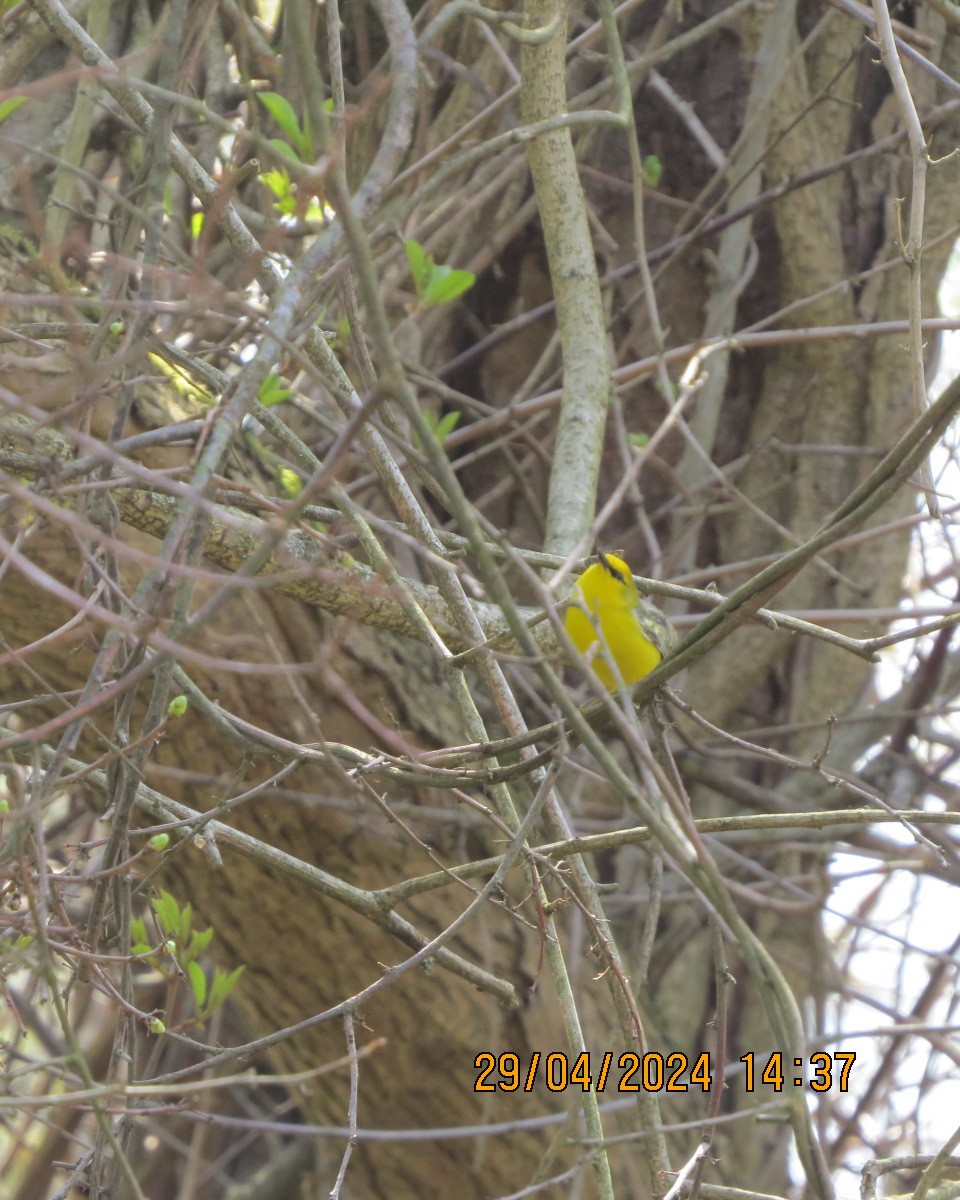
435;410;461;442
208;964;245;1013
147;1016;166;1035
148;833;170;853
627;432;650;448
147;353;213;406
641;154;662;188
167;694;188;717
0;796;8;813
424;268;475;307
405;239;431;297
131;943;152;957
260;166;297;215
187;960;207;1011
268;138;300;164
15;934;33;951
190;211;204;240
258;92;304;153
0;96;28;127
277;466;302;497
417;408;460;450
186;925;214;964
260;169;296;214
152;891;181;935
303;197;327;225
130;917;148;946
177;902;193;944
260;169;291;200
258;372;294;406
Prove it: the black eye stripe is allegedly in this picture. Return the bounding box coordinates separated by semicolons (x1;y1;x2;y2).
598;553;626;584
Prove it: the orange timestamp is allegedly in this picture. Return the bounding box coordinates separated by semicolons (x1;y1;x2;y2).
474;1051;858;1094
740;1051;856;1092
474;1051;714;1094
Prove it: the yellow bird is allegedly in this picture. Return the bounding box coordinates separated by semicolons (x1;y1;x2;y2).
564;552;672;691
